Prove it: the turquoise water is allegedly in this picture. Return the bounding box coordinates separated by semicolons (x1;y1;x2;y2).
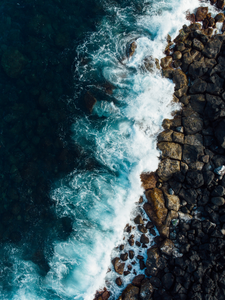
0;0;216;299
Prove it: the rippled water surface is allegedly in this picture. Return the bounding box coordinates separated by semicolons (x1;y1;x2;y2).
0;0;217;299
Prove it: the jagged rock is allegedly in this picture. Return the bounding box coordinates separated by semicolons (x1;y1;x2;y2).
184;134;203;146
112;258;125;275
174;86;188;98
205;94;225;121
158;142;182;160
162;273;175;290
215;13;225;23
217;0;225;9
134;215;144;225
129;41;137;57
139;279;154;300
173;132;184;144
179;188;198;205
140;172;157;190
185;170;204;188
202;36;223;58
144;188;168;228
189;78;207;94
206;74;224;95
182;115;203;135
196;7;208;21
84;92;97;113
211;197;225;206
160;56;172;69
174;28;190;43
158;130;173;142
146;248;160;276
164;192;180;211
189;94;206;114
116;278;123;287
188;58;208;79
140;234;149;244
157;158;180;181
160;238;174;256
122;284;139;300
192;38;204;51
183;144;204;164
132;275;145;287
173;69;188;90
215;119;225;148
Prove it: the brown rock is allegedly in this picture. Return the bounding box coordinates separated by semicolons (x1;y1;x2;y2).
162;67;174;79
157;158;180;181
196;7;208;22
122;284;139;300
173;69;188;90
140;172;157;190
129;41;137;57
174;28;190;43
132;275;145;287
163;192;180;211
140;279;154;300
112;258;125;275
158;130;173;142
222;20;225;32
146;248;160;276
217;0;225;9
158;142;182;160
160;56;172;69
144;188;168;228
116;277;122;286
176;42;186;52
84;92;97;113
140;234;149;244
173;132;184;144
134;215;144;225
186;12;195;23
160;239;174;256
192;38;204;51
215;13;225;23
173;51;182;60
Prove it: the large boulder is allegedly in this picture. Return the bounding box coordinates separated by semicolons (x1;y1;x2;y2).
182;144;204;164
196;7;208;21
173;69;188;90
158;142;182;160
146;248;161;276
202;36;223;58
157;158;180;181
163;192;180;211
112;258;125;275
160;56;172;69
189;94;206;114
140;172;157;190
189;78;207;94
185;170;204;188
139;279;154;300
188;58;208;79
182;115;203;135
205;94;225;121
144;188;168;228
215;119;225;148
122;284;139;300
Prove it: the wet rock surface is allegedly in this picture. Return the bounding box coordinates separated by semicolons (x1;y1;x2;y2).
117;3;225;300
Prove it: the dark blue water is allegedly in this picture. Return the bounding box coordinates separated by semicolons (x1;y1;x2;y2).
0;0;215;299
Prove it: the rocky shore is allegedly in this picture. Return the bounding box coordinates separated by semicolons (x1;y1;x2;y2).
96;2;225;300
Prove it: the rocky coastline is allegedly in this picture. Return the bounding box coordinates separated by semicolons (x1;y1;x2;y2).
96;2;225;300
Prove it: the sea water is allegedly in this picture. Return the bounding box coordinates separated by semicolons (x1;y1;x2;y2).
0;0;220;299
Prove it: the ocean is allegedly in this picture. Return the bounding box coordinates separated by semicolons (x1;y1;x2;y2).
0;0;219;299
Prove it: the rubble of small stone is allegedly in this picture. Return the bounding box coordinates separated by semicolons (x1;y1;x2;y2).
101;3;225;300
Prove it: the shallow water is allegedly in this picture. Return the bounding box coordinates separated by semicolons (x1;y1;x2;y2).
0;0;220;299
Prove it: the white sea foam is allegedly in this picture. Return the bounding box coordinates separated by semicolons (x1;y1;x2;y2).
4;0;221;300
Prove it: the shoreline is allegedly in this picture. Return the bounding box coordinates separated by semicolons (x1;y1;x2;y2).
96;2;225;299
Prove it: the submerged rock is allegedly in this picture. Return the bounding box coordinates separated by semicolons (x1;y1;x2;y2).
84;91;97;113
1;49;27;78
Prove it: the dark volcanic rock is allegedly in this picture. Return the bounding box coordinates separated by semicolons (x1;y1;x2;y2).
189;94;206;114
188;58;208;79
162;273;175;290
182;115;203;135
202;36;223;58
211;185;225;197
139;279;154;300
205;94;225;121
146;248;160;276
179;188;198;205
186;170;204;188
215;119;225;148
122;284;139;300
189;78;207;94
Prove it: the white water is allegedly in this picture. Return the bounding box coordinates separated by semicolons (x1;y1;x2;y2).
3;0;221;299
